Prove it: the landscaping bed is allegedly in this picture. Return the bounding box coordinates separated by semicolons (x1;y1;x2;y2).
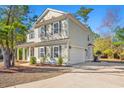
100;58;124;63
0;64;70;88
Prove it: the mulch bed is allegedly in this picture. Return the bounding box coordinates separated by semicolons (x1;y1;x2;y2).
0;65;70;88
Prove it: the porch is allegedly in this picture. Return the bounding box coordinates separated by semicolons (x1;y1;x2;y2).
16;38;69;63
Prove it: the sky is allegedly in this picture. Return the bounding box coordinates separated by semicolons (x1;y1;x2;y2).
29;5;124;35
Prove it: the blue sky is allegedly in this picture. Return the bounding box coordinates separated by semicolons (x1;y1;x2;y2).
29;5;124;35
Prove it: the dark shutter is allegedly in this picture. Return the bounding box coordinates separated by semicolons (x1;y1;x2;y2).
59;21;62;35
44;25;47;36
44;46;46;56
51;23;53;35
59;45;62;57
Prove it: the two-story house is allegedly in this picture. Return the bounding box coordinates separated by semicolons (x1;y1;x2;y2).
16;8;93;65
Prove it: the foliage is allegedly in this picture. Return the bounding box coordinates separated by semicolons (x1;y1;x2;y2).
30;56;36;64
95;50;102;56
57;56;63;66
98;8;121;36
76;6;93;24
19;48;22;60
0;5;37;68
103;49;113;58
91;31;100;41
115;27;124;42
120;51;124;60
94;37;112;54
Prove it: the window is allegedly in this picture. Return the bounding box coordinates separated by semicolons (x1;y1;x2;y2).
53;22;59;34
40;47;45;57
39;25;47;37
29;31;35;39
53;46;59;57
39;27;45;37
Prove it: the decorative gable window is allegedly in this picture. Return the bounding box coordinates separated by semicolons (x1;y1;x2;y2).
53;22;59;34
29;31;35;39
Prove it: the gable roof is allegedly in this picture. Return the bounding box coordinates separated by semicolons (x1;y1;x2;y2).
32;8;67;28
37;8;67;21
32;8;90;33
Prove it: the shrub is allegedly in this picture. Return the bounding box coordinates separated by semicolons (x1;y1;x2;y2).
57;56;63;66
120;52;124;60
40;56;47;64
103;49;113;58
19;48;22;60
95;50;102;56
30;56;36;64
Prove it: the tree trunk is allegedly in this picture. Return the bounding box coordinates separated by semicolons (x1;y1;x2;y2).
11;50;15;67
2;48;11;69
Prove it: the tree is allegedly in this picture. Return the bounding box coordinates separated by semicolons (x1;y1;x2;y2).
115;27;124;42
0;5;36;68
98;7;121;36
103;49;113;58
91;31;100;41
94;37;112;54
76;6;93;25
112;27;124;59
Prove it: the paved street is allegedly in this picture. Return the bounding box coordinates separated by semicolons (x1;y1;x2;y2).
9;62;124;88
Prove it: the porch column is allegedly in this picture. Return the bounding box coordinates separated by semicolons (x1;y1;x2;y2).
17;48;19;60
22;48;25;60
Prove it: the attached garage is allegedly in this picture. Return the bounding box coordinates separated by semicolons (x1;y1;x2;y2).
68;46;86;65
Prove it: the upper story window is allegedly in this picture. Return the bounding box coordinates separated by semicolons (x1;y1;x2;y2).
53;22;59;34
29;31;35;39
39;25;46;37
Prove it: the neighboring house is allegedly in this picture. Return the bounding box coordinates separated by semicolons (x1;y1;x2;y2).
17;8;93;65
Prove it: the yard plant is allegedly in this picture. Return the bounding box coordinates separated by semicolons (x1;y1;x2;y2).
57;56;63;66
30;56;36;64
0;5;37;68
40;56;47;64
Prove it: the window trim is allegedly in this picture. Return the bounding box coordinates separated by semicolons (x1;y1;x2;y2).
39;26;45;37
29;31;35;39
53;22;60;34
39;47;45;57
53;46;59;58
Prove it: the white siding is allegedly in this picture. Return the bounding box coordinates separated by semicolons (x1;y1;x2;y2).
41;10;63;21
27;28;41;43
68;19;92;64
69;47;85;64
27;20;69;43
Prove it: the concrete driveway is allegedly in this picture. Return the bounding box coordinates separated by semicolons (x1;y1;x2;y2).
9;62;124;88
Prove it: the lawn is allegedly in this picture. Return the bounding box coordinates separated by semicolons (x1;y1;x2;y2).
0;62;70;88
